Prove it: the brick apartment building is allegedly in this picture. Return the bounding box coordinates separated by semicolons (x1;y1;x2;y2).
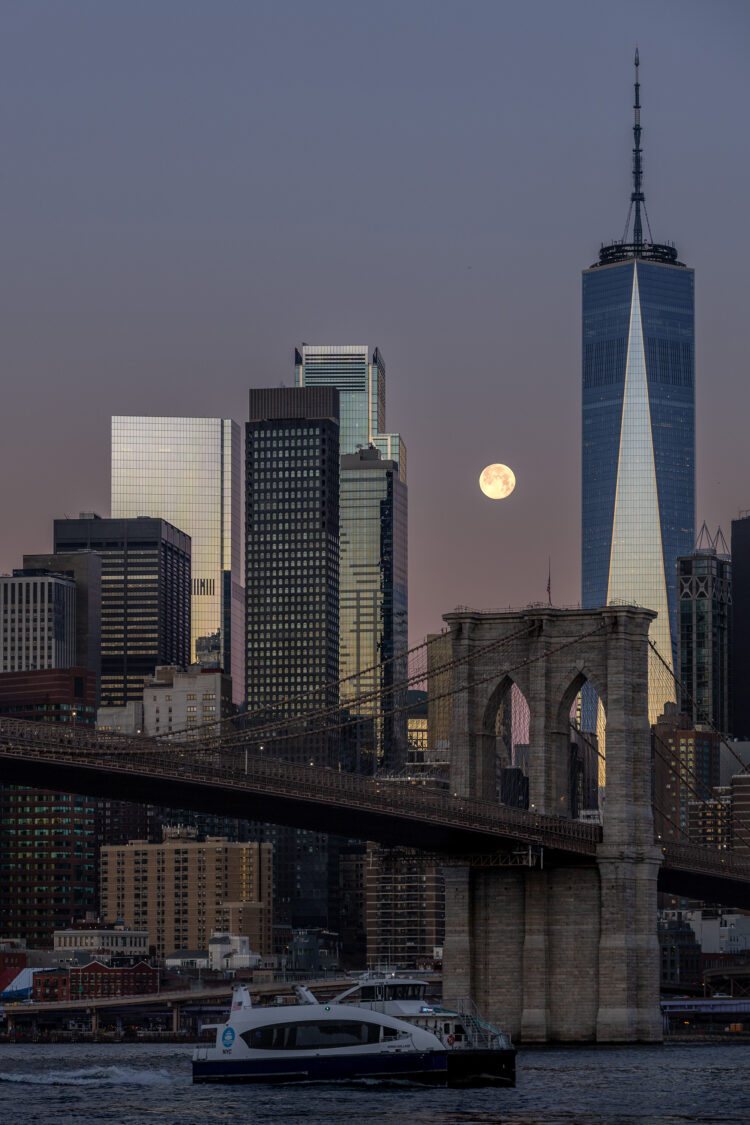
100;829;273;957
33;960;159;1002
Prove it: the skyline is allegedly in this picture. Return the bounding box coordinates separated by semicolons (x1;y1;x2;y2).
2;2;749;645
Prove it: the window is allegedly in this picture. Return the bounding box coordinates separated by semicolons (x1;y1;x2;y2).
241;1020;382;1051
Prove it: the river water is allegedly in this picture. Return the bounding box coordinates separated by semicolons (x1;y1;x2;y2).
1;1041;748;1124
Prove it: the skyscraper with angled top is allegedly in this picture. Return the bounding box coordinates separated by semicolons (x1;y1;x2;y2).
582;51;695;717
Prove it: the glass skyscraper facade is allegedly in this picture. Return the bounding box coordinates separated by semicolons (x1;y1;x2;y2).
295;345;406;477
295;344;408;771
111;417;244;703
581;55;695;720
340;447;408;772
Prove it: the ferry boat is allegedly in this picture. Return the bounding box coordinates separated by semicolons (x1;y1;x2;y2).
192;976;515;1086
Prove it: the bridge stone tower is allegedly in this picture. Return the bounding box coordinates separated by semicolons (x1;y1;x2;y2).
442;606;663;1043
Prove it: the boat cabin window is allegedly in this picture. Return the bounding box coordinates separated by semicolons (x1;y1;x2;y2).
241;1020;382;1051
359;985;384;1001
384;984;424;1001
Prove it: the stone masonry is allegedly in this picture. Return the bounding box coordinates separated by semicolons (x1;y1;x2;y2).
441;606;663;1043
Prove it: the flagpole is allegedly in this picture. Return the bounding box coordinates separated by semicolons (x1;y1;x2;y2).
547;557;551;605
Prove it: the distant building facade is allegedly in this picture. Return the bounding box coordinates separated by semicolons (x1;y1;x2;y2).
677;530;731;733
33;960;158;1003
0;571;76;674
23;551;102;689
53;924;149;963
54;515;190;707
0;668;103;948
652;703;721;841
111;417;245;702
731;513;750;738
365;847;444;970
100;829;273;957
340;447;408;772
142;664;234;740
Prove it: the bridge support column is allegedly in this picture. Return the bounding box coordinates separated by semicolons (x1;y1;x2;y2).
171;1004;181;1034
442;867;472;1000
520;870;549;1042
595;846;662;1042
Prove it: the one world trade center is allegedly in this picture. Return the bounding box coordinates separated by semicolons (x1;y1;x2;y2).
582;51;695;717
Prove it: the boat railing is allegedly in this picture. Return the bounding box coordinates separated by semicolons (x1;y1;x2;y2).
445;997;512;1050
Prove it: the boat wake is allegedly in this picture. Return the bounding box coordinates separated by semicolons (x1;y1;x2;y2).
0;1065;174;1086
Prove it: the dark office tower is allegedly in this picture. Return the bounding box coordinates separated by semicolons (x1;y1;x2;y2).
581;52;695;721
23;551;102;689
340;447;408;772
731;513;750;738
245;388;340;929
53;515;190;707
245;388;340;730
677;525;732;733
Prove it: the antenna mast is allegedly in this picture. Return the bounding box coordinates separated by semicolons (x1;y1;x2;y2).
632;47;643;250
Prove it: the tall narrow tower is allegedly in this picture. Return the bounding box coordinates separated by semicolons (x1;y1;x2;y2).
582;52;695;716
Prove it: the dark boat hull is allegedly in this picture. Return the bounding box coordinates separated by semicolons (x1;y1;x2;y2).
192;1047;516;1087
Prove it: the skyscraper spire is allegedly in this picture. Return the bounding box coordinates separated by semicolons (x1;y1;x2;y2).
596;49;680;266
631;47;643;249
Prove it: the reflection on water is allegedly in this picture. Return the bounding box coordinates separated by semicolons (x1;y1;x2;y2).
0;1042;748;1124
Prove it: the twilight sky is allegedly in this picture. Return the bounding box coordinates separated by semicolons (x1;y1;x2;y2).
1;0;749;644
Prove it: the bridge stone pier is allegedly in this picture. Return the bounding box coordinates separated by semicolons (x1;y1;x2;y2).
441;606;663;1043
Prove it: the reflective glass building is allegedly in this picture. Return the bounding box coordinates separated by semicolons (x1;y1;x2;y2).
295;345;409;770
582;54;695;717
111;417;244;703
295;345;406;475
340;447;408;772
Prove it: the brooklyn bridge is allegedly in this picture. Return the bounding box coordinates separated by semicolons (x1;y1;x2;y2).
2;605;749;1043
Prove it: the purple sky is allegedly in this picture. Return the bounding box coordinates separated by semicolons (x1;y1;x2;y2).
2;1;749;644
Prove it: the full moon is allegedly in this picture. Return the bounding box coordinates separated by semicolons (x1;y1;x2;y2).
479;463;516;500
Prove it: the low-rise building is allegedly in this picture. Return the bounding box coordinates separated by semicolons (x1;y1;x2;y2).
208;933;261;972
53;923;149;963
32;960;159;1002
143;664;234;740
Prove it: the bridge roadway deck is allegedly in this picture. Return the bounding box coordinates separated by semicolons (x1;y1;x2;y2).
1;719;748;906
